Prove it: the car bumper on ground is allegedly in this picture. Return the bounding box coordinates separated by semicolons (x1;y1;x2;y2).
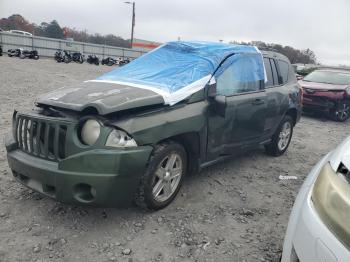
281;154;350;262
5;133;153;207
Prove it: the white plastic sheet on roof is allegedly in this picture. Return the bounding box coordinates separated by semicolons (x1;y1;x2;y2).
91;41;266;105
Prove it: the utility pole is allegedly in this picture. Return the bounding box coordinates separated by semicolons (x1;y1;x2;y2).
124;1;135;49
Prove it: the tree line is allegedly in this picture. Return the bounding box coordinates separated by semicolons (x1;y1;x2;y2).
0;14;130;48
230;40;317;64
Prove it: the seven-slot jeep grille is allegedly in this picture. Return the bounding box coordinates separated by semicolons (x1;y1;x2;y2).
14;114;68;161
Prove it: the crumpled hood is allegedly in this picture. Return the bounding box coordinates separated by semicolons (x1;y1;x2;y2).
36;81;164;115
299;80;348;91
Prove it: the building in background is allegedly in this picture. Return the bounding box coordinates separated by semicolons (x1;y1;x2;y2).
132;38;161;51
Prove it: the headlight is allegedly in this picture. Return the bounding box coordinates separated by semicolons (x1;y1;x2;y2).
80;119;101;145
311;162;350;249
105;129;137;147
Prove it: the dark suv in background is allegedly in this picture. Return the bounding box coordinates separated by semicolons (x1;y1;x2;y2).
5;43;301;210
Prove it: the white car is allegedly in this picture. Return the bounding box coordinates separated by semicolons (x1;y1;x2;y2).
7;30;33;36
282;136;350;261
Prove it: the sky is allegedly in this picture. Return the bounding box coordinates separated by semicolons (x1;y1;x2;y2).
0;0;349;65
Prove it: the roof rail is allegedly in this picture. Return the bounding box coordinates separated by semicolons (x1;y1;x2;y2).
257;47;280;53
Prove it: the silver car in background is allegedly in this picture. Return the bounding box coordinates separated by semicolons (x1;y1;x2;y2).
282;135;350;262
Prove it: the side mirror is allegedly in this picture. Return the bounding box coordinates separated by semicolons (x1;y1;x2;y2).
213;95;226;118
207;83;226;117
207;83;217;98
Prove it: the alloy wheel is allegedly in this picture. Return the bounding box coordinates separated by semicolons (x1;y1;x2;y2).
335;103;350;121
152;153;183;202
278;122;292;151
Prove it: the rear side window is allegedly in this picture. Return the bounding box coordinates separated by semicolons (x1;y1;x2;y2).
263;58;274;87
263;58;279;87
270;59;279;85
278;60;289;84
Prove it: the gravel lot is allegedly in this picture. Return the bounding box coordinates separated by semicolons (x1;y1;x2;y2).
0;56;349;262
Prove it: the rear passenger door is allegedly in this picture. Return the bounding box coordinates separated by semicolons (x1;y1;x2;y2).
263;56;290;137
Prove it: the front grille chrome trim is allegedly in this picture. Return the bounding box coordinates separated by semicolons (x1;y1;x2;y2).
14;114;69;161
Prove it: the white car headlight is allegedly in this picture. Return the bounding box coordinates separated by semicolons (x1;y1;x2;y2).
105;129;137;148
80;119;101;146
311;162;350;249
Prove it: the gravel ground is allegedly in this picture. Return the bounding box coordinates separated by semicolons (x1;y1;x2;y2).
0;56;349;262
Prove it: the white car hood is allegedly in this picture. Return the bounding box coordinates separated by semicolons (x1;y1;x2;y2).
329;135;350;171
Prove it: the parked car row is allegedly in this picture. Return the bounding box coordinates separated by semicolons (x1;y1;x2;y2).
54;49;130;66
7;48;39;60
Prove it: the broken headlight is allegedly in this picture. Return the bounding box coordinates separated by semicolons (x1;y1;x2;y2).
105;129;137;148
311;162;350;249
80;119;101;146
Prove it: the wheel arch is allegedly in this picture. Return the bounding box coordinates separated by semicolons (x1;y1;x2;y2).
285;107;298;126
157;132;201;175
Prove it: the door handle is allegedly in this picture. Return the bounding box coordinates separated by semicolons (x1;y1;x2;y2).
252;99;265;105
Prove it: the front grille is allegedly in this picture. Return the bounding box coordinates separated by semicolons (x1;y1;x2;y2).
14;114;68;161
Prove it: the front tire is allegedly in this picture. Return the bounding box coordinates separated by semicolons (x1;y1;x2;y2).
265;115;294;156
331;101;350;122
135;141;187;210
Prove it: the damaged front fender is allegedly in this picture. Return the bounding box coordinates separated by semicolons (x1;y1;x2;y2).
110;101;208;146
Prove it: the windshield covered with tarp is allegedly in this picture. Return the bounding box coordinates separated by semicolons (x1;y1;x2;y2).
92;41;266;105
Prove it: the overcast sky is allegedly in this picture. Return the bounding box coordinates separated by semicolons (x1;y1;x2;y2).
1;0;349;65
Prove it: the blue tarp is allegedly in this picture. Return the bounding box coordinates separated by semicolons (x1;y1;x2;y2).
94;41;266;105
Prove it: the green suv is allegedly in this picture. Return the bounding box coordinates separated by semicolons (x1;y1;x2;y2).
5;42;301;210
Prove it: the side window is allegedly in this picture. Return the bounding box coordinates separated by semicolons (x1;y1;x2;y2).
216;57;261;96
278;60;289;84
270;59;279;85
263;58;274;87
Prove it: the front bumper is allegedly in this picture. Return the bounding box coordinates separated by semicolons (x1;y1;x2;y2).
281;154;350;262
302;91;345;112
5;133;153;207
303;96;336;112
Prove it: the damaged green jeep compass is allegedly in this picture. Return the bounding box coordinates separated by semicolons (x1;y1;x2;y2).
5;41;301;210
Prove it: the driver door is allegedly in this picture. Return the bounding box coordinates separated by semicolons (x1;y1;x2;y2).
207;58;268;160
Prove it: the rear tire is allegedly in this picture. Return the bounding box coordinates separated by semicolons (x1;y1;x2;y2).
265;115;294;157
135;141;187;210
